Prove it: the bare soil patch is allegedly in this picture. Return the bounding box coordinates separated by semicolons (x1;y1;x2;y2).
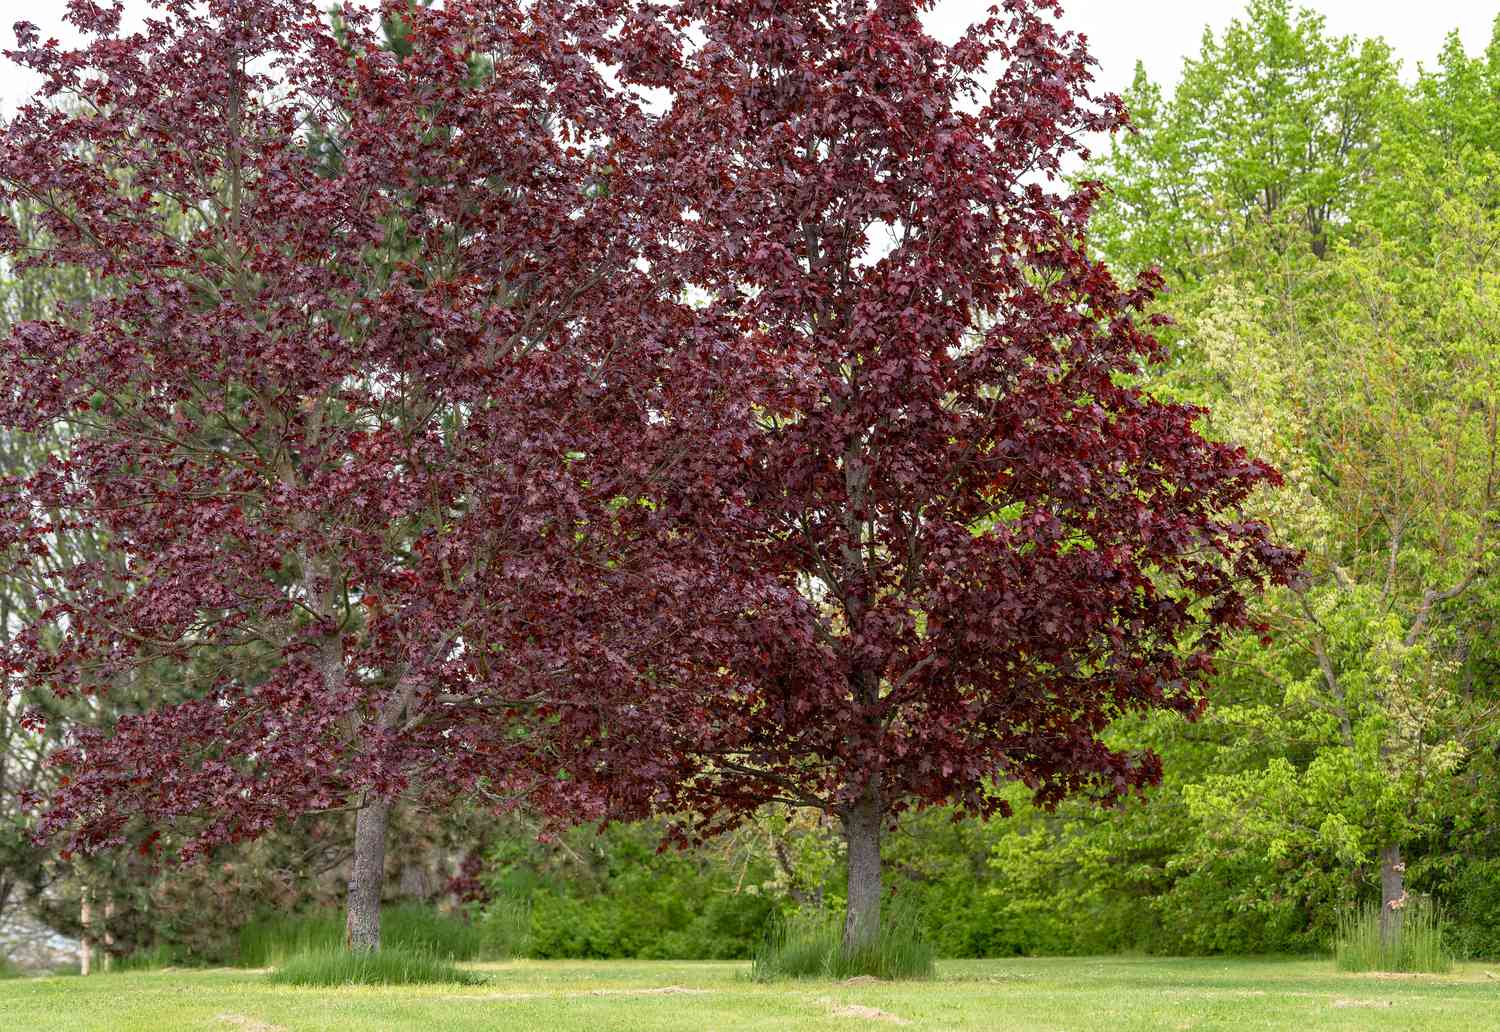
830;1003;911;1024
587;985;712;997
216;1014;288;1032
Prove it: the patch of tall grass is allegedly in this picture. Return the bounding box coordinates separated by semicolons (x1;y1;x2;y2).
239;902;524;966
238;911;340;966
1335;897;1451;973
473;894;532;959
109;943;182;972
751;906;934;981
267;945;483;987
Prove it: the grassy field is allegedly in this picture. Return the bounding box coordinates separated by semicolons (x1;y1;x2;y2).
4;955;1500;1031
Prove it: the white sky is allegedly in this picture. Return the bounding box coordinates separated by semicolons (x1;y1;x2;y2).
930;1;1497;92
0;1;1495;114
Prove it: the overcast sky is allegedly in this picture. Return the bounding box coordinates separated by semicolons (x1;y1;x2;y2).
930;1;1497;92
1;1;1495;114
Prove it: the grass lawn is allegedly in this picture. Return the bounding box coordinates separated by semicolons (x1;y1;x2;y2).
4;955;1500;1031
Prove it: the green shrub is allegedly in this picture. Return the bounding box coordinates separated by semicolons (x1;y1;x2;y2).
485;821;776;960
239;904;498;966
751;907;934;981
1441;858;1500;959
1335;898;1451;973
268;946;483;987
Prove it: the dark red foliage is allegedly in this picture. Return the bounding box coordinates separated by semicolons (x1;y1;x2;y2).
582;0;1301;838
0;0;707;857
0;0;1297;882
445;851;488;907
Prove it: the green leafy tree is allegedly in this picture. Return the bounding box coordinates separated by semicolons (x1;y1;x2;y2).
1356;17;1500;250
1183;177;1500;946
1090;0;1400;279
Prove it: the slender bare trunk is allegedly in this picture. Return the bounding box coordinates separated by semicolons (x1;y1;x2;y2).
102;893;115;972
79;887;92;976
841;776;882;951
345;799;391;951
1379;842;1405;948
300;552;401;954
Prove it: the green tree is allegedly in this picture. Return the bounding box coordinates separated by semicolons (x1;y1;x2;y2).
1090;0;1400;279
1356;17;1500;250
1182;176;1499;947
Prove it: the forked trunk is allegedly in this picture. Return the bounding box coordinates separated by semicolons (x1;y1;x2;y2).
345;799;391;952
841;777;882;951
1379;842;1404;948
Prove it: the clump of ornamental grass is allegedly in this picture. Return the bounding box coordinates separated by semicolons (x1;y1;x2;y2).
239;903;508;966
752;907;934;981
238;912;341;967
1335;897;1451;974
267;945;483;987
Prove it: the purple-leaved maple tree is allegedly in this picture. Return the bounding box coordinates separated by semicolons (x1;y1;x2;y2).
601;0;1301;948
0;0;707;950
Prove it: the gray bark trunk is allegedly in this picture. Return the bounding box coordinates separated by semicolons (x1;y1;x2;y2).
841;776;882;951
1379;842;1405;948
345;799;391;952
79;888;92;976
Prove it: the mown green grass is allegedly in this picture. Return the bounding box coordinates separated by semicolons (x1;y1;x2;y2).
3;956;1500;1031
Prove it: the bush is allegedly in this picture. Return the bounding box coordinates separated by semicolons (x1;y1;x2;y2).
751;907;934;981
1335;898;1451;973
268;946;483;987
1440;858;1500;959
483;821;777;960
239;904;499;966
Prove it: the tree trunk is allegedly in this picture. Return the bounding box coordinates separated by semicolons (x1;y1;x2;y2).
1379;842;1405;948
102;893;115;973
841;776;882;951
345;799;391;952
79;888;92;976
